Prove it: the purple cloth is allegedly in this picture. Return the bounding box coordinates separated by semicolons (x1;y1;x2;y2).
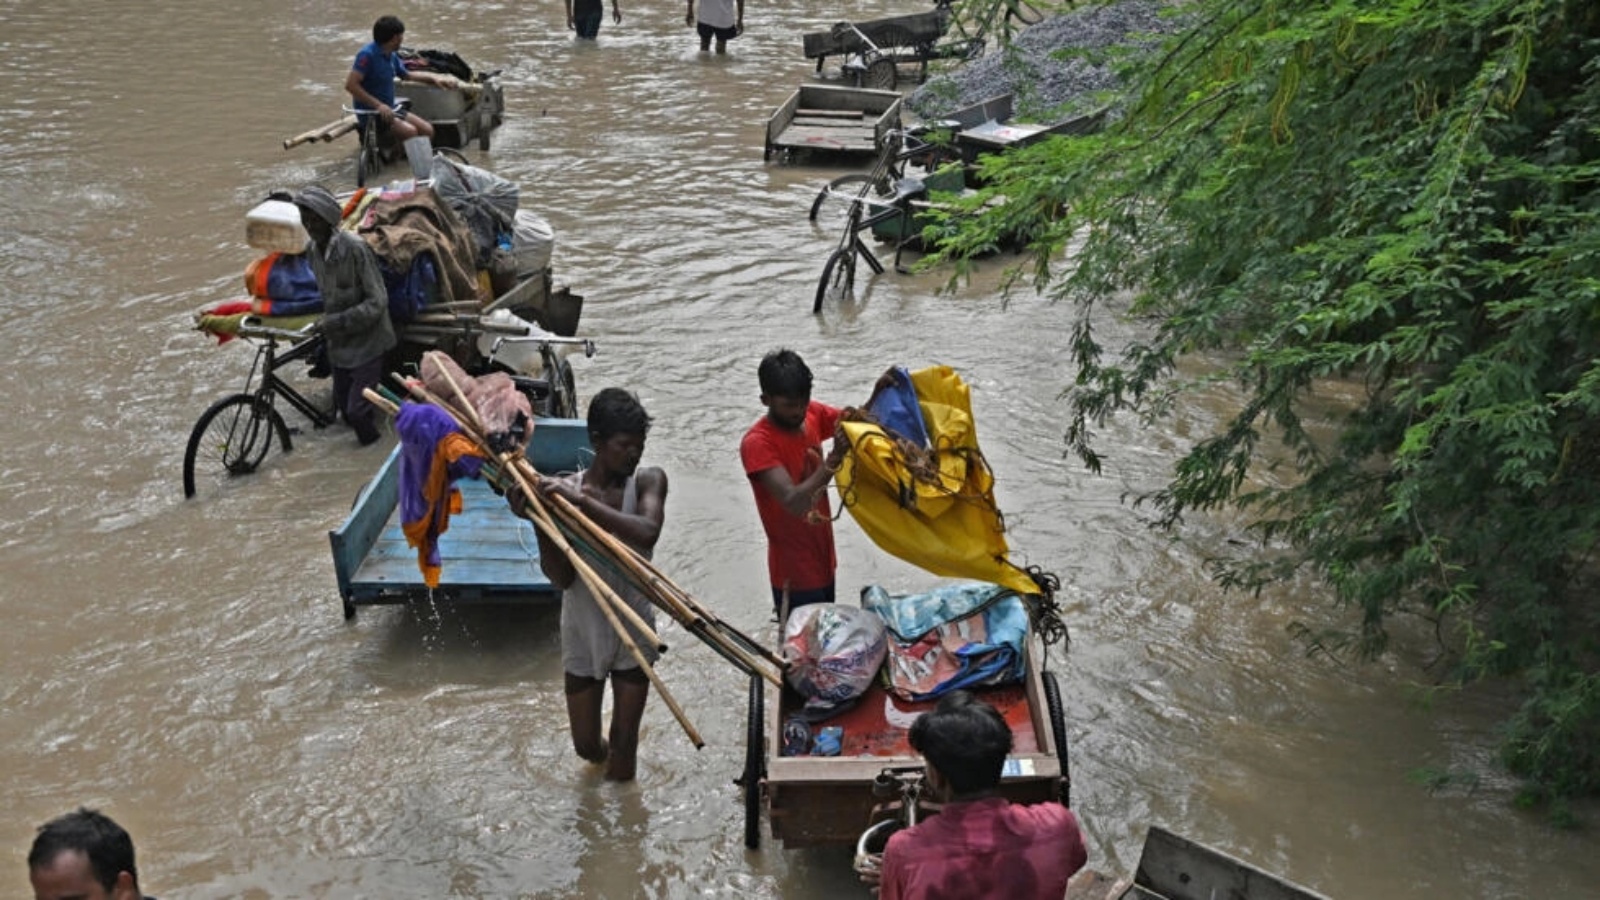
395;403;485;528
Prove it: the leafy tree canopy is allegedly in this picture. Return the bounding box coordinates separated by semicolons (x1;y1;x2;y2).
931;0;1600;818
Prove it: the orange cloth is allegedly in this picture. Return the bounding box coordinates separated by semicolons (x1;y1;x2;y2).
399;431;485;588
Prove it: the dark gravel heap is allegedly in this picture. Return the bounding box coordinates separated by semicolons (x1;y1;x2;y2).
908;0;1180;122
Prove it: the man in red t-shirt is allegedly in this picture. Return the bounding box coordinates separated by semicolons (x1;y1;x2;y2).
741;349;897;618
741;349;848;618
874;691;1088;900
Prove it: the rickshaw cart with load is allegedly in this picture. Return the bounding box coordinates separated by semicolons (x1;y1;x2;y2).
747;628;1069;849
740;365;1071;851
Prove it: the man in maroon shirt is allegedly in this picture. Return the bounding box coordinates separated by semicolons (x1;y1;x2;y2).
877;691;1088;900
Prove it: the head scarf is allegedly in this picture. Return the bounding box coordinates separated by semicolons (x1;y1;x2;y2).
292;185;343;229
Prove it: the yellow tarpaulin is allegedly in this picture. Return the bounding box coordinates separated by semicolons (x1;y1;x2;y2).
835;365;1039;596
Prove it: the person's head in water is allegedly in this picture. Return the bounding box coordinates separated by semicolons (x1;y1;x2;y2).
757;349;814;432
908;690;1014;798
28;808;143;900
587;387;652;478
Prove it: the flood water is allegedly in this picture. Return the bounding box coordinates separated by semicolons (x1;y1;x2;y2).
1;1;1596;897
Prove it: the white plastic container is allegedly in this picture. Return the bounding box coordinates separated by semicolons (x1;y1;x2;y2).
512;209;555;275
245;199;311;253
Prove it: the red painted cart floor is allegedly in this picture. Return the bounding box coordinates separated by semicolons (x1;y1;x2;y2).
783;681;1038;758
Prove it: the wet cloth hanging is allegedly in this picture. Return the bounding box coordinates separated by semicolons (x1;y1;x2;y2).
396;402;486;587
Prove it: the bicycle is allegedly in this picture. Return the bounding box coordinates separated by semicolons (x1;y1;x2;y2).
345;98;413;189
809;124;969;311
182;322;335;499
481;331;596;420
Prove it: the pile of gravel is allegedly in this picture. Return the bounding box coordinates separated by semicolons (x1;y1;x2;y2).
908;0;1180;123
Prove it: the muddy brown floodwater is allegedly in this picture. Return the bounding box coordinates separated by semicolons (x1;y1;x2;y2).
1;0;1595;896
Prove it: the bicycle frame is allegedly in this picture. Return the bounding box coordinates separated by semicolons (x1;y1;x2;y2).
344;98;413;187
248;330;337;428
812;127;967;311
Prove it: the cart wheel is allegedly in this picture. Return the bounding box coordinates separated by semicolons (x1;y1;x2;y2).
1042;669;1071;807
183;393;290;499
343;600;356;621
809;174;892;225
478;108;492;151
877;25;917;49
814;246;857;313
743;673;765;849
863;57;898;91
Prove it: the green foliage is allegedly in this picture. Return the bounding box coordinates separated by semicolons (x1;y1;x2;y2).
928;0;1600;809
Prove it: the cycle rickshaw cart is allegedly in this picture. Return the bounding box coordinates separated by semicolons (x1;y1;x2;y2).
281;47;505;188
801;0;1049;91
743;613;1070;849
808;94;1108;311
738;365;1071;852
184;176;575;500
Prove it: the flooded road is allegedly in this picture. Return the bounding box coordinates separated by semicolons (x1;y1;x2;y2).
1;0;1596;896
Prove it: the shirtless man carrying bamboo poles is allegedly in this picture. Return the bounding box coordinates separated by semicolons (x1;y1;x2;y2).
517;387;668;782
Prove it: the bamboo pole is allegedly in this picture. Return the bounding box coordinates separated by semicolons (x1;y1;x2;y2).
282;116;356;149
543;493;785;683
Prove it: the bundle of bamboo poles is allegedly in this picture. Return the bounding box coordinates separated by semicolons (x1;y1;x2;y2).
282;116;359;150
362;365;785;750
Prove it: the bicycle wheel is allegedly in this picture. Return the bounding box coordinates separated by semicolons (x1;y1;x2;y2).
1042;669;1071;807
809;174;890;225
549;357;578;419
356;127;382;188
742;674;765;849
813;246;857;313
182;393;290;499
356;137;372;188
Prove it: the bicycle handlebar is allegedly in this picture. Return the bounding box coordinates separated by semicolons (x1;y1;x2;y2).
234;319;320;343
489;334;598;358
342;97;412;119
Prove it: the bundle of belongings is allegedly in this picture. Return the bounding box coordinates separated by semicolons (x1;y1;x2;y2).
780;364;1046;721
836;365;1043;598
780;581;1029;721
194;183;486;342
428;155;554;296
862;582;1028;702
394;350;535;587
782;604;888;721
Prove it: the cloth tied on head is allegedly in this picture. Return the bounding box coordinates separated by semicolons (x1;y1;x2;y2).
293;185;343;228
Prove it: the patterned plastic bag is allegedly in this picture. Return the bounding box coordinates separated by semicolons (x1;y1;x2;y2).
781;604;888;721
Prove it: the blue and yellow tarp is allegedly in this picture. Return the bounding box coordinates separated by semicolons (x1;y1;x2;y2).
836;365;1040;596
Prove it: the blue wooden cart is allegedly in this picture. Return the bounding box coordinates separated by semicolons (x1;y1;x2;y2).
327;417;591;619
